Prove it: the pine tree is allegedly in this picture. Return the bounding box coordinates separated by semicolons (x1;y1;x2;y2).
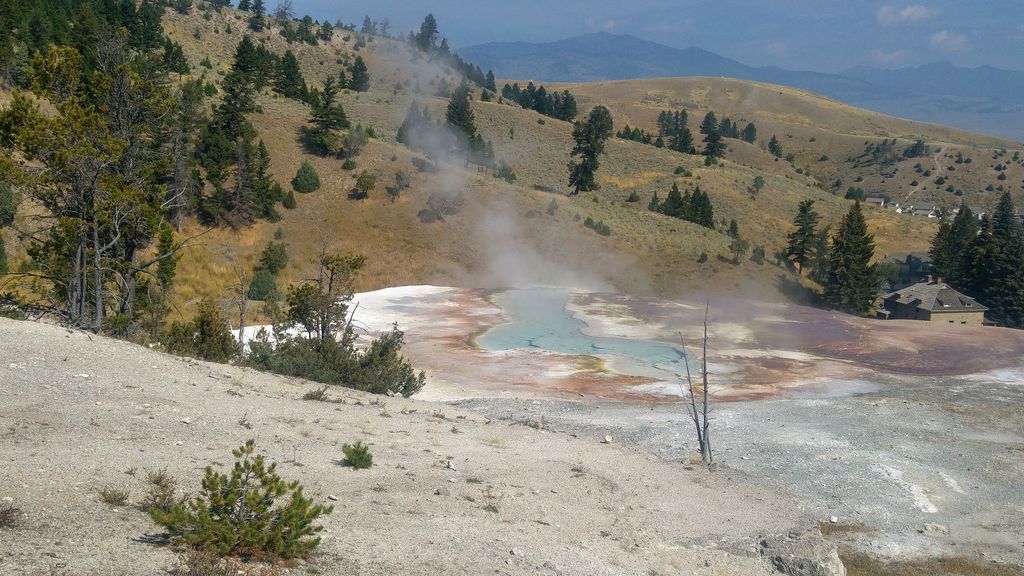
238;0;251;10
648;191;660;212
567;106;613;195
446;81;477;139
416;14;438;51
984;192;1024;327
484;70;497;92
348;56;369;92
307;77;349;154
786;199;820;276
768;134;783;158
661;183;686;218
292;160;321;193
741;122;757;144
670;128;693;154
274;50;307;101
824;202;877;315
249;0;266;30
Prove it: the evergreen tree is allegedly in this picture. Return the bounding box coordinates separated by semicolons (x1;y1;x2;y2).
824;202;877;315
768;134;783;158
484;70;497;92
785;199;820;276
930;203;976;284
238;0;252;10
348;55;369;92
661;183;686;218
415;14;438;51
307;77;349;154
741;122;757;144
727;219;739;239
292;160;321;193
648;191;660;212
567;106;613;195
699;112;717;136
984;192;1024;327
274;50;308;101
249;0;265;31
670;128;694;154
445;81;477;139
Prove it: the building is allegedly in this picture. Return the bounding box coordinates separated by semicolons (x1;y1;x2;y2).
865;197;887;207
877;277;988;325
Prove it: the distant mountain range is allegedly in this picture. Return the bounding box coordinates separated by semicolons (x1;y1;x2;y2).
458;33;1024;142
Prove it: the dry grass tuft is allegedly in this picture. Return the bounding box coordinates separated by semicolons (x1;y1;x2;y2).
98;486;130;507
0;502;22;528
840;548;1024;576
302;386;330;402
172;548;283;576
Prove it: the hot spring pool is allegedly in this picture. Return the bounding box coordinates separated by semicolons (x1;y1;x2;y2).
476;288;688;382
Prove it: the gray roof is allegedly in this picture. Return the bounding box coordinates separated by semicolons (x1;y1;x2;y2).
865;197;886;203
883;281;988;313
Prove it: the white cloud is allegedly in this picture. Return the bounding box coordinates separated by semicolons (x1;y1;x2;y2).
930;30;968;51
584;18;618;33
877;4;938;27
765;41;787;58
870;48;908;66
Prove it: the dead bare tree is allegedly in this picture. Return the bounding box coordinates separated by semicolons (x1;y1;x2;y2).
229;267;252;359
678;303;713;464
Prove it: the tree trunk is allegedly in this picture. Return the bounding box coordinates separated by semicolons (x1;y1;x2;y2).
91;217;103;333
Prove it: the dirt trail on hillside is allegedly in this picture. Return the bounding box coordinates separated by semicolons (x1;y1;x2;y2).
0;318;802;576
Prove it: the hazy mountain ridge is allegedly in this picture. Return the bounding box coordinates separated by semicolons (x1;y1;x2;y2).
459;33;1024;141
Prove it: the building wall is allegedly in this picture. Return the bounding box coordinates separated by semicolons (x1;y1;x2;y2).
884;300;986;325
928;310;987;326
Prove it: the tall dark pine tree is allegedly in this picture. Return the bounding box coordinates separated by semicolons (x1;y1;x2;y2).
700;112;725;159
741;122;757;144
984;192;1024;327
567;105;613;195
274;50;307;101
249;0;265;31
786;199;820;275
768;134;783;158
307;77;349;154
416;14;438;51
929;203;976;284
445;81;477;140
824;202;877;315
348;56;370;92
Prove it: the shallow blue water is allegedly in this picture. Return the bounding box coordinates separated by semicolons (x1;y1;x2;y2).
476;288;687;378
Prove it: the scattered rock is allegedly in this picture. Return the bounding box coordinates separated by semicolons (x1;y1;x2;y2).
828;516;838;524
174;441;183;446
445;460;457;471
434;487;450;496
327;495;339;501
510;548;521;556
922;523;949;534
180;417;191;425
758;528;846;576
601;435;613;444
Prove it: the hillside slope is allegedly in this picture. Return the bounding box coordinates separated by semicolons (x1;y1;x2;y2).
82;7;1016;318
459;32;1024;140
0;317;801;575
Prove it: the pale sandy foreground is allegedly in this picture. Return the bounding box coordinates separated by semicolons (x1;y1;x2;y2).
0;318;803;575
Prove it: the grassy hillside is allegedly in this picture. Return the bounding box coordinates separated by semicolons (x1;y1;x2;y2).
130;7;1018;318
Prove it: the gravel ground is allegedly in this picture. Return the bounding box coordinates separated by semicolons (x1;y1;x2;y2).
0;318;805;575
456;370;1024;568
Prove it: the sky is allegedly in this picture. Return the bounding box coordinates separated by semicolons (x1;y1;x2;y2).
288;0;1024;72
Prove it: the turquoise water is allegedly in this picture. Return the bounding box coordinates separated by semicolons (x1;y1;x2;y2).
476;288;687;379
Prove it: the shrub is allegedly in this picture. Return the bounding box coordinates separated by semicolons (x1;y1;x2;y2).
626;191;640;202
302;386;329;401
697;252;708;263
282;189;297;209
496;161;516;183
150;440;332;560
584;216;611;236
341;441;373;469
163;299;236;362
249;269;277;301
99;486;130;507
341;158;356;170
291;161;320;193
0;502;21;528
142;469;186;515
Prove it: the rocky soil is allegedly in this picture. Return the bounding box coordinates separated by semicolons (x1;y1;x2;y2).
0;318;835;575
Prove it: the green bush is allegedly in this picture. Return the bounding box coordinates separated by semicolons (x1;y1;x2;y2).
249;269;277;301
584;216;611;236
341;158;356;170
282;189;297;209
291;161;321;193
626;191;640;202
163;299;236;362
150;440;332;560
341;441;373;469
